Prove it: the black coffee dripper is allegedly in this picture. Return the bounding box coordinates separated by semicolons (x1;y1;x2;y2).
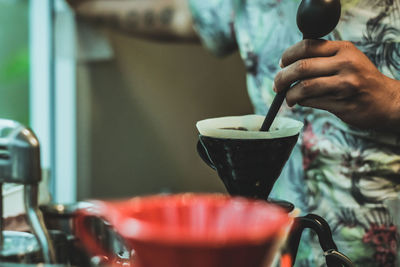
198;131;298;202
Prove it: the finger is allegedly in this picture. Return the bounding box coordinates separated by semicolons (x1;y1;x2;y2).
285;75;342;107
294;95;349;115
281;39;341;68
274;57;340;93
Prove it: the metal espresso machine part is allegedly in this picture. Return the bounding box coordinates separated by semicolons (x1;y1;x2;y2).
39;202;132;267
0;119;56;264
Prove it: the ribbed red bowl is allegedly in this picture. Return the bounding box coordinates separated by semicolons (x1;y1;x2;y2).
75;193;291;267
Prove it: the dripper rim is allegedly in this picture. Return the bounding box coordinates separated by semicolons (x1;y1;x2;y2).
196;115;303;139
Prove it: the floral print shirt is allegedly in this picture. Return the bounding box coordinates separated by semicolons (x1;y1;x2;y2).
189;0;400;266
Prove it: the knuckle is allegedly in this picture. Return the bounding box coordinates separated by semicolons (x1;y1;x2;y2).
296;59;310;74
296;80;309;97
341;40;355;50
343;75;361;90
298;79;310;90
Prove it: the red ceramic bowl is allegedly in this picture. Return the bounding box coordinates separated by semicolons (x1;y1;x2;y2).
75;193;291;267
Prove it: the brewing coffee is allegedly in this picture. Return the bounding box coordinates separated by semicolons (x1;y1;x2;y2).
197;115;303;200
220;127;281;131
221;127;249;131
196;116;355;267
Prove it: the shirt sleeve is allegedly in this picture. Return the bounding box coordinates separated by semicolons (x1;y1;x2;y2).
188;0;237;57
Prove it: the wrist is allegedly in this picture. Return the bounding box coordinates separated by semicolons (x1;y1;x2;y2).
382;77;400;134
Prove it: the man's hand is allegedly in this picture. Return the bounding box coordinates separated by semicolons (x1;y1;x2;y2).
273;39;400;132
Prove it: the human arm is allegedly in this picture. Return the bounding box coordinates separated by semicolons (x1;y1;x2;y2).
273;39;400;133
66;0;198;42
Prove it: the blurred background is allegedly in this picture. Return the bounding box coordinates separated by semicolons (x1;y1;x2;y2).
1;0;252;205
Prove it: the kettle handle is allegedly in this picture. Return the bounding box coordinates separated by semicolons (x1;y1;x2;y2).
281;214;354;267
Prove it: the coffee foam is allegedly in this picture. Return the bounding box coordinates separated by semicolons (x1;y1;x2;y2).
196;115;303;139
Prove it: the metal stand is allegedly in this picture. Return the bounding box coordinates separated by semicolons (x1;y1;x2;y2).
24;184;56;263
0;119;56;264
0;183;3;251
